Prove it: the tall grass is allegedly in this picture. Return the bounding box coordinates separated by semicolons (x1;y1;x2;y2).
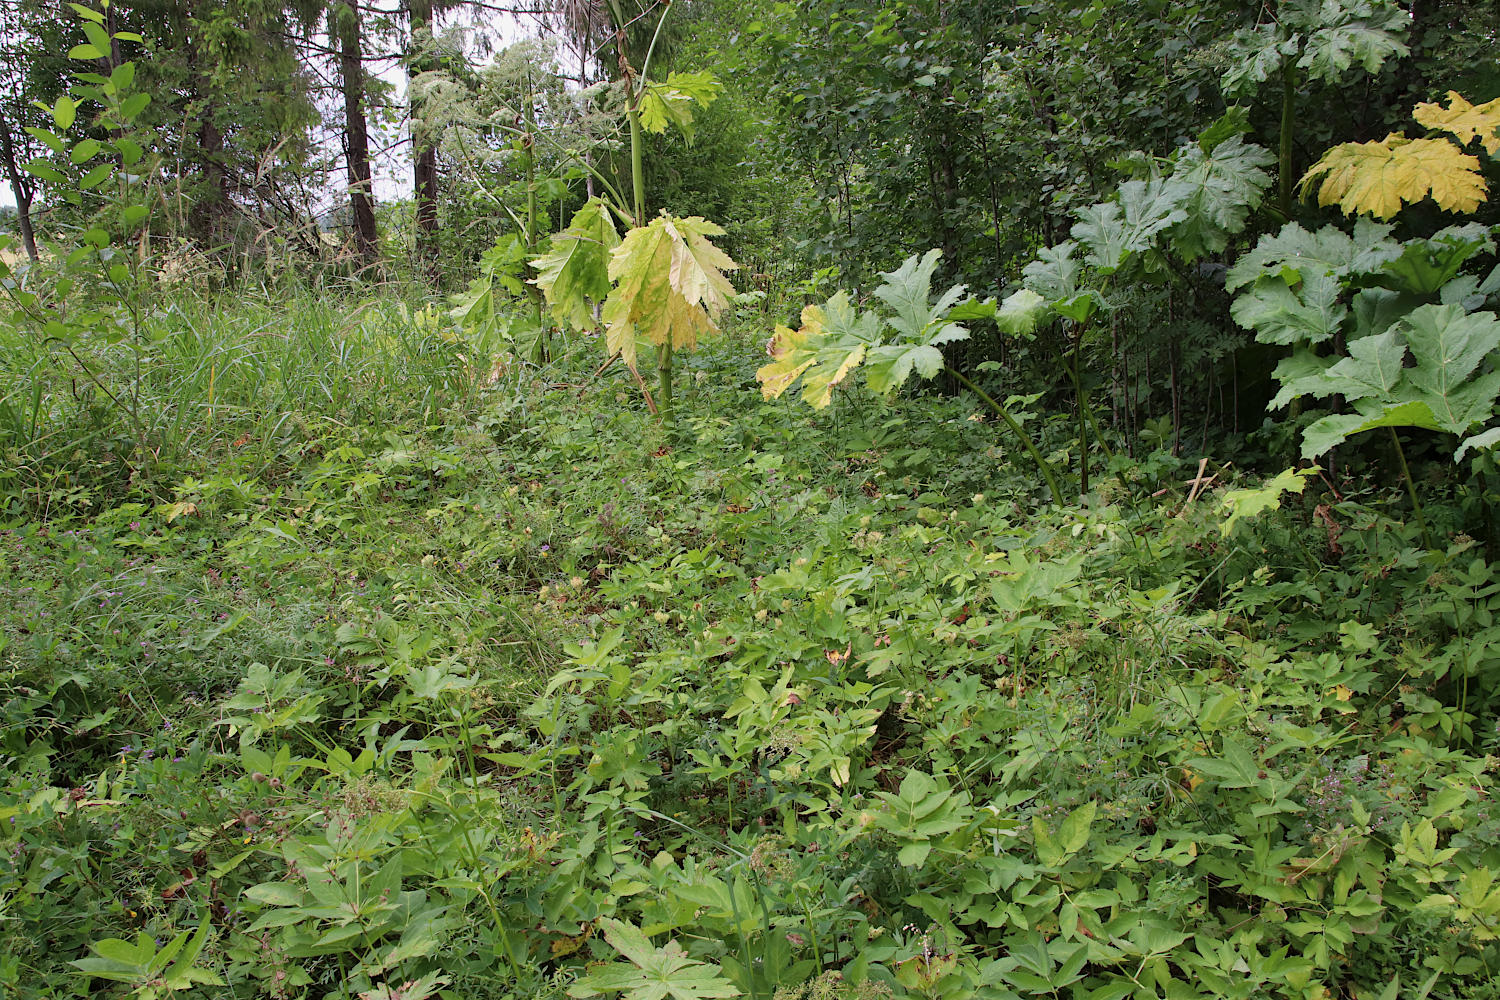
0;286;509;516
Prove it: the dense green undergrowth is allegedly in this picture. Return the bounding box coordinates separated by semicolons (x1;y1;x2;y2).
2;294;1499;1000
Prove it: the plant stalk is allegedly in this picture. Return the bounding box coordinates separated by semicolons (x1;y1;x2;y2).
947;366;1063;505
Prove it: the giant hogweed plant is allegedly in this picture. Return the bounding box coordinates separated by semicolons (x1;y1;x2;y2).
527;2;738;424
1229;90;1500;536
757;123;1276;504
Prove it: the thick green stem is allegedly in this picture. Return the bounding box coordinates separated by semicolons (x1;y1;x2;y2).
1279;59;1297;219
1072;324;1089;497
947;366;1064;506
1388;426;1433;548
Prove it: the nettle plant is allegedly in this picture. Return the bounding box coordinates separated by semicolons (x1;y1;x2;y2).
530;3;737;423
1229;90;1500;528
758;122;1276;505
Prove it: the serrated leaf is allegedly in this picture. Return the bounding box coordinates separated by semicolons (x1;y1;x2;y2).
1413;91;1500;156
637;71;721;143
1022;241;1084;302
1221;466;1316;535
1269;349;1338;409
1227;219;1400;291
1400;304;1500;433
994;288;1048;336
1322;327;1408;400
755;293;879;408
864;343;945;396
1231;271;1347;345
1457;425;1500;460
1302;400;1443;458
1300;134;1487;219
873;249;949;339
1164;136;1275;259
534;199;620;332
1070;178;1183;274
1298;5;1409;82
1221;25;1295;97
1381;224;1496;296
602;215;737;369
570;919;740;1000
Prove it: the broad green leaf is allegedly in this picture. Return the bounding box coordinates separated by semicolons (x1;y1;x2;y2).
1302;400;1443;458
1220;26;1295;97
994;288;1048;336
1022;241;1083;301
533;198;620;332
1351;286;1418;339
1297;2;1409;81
1300;134;1486;219
1269;349;1338;409
569;919;740;1000
1457;425;1500;460
1381;224;1496;296
1302;402;1437;457
53;96;77;130
864;343;945;396
68;3;106;22
1221;466;1317;535
873;249;955;340
1400;304;1500;432
1413;90;1500;156
1321;327;1409;401
638;71;722;143
1070;178;1183;274
70;138;103;164
1230;271;1347;346
68;43;105;61
603;215;737;369
23;159;67;185
81;20;111;55
1164;136;1275;260
1226;219;1399;291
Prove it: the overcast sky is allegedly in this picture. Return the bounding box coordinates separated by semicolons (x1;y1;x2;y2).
0;5;534;212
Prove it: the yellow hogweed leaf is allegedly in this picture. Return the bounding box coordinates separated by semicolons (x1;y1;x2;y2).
754;293;880;409
756;308;822;400
602;215;738;369
1300;134;1487;219
1413;91;1500;157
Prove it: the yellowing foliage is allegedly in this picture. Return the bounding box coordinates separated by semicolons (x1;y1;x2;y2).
1413;90;1500;156
601;216;737;370
1299;133;1486;219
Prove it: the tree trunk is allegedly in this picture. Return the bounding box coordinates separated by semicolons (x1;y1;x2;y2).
0;112;38;261
408;0;439;281
334;2;377;267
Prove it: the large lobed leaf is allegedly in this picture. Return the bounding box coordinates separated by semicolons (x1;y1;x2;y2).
602;215;738;369
755;292;879;409
1413;91;1500;157
1299;134;1487;219
533;199;621;332
1164;136;1275;259
1226;219;1400;292
637;71;722;143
